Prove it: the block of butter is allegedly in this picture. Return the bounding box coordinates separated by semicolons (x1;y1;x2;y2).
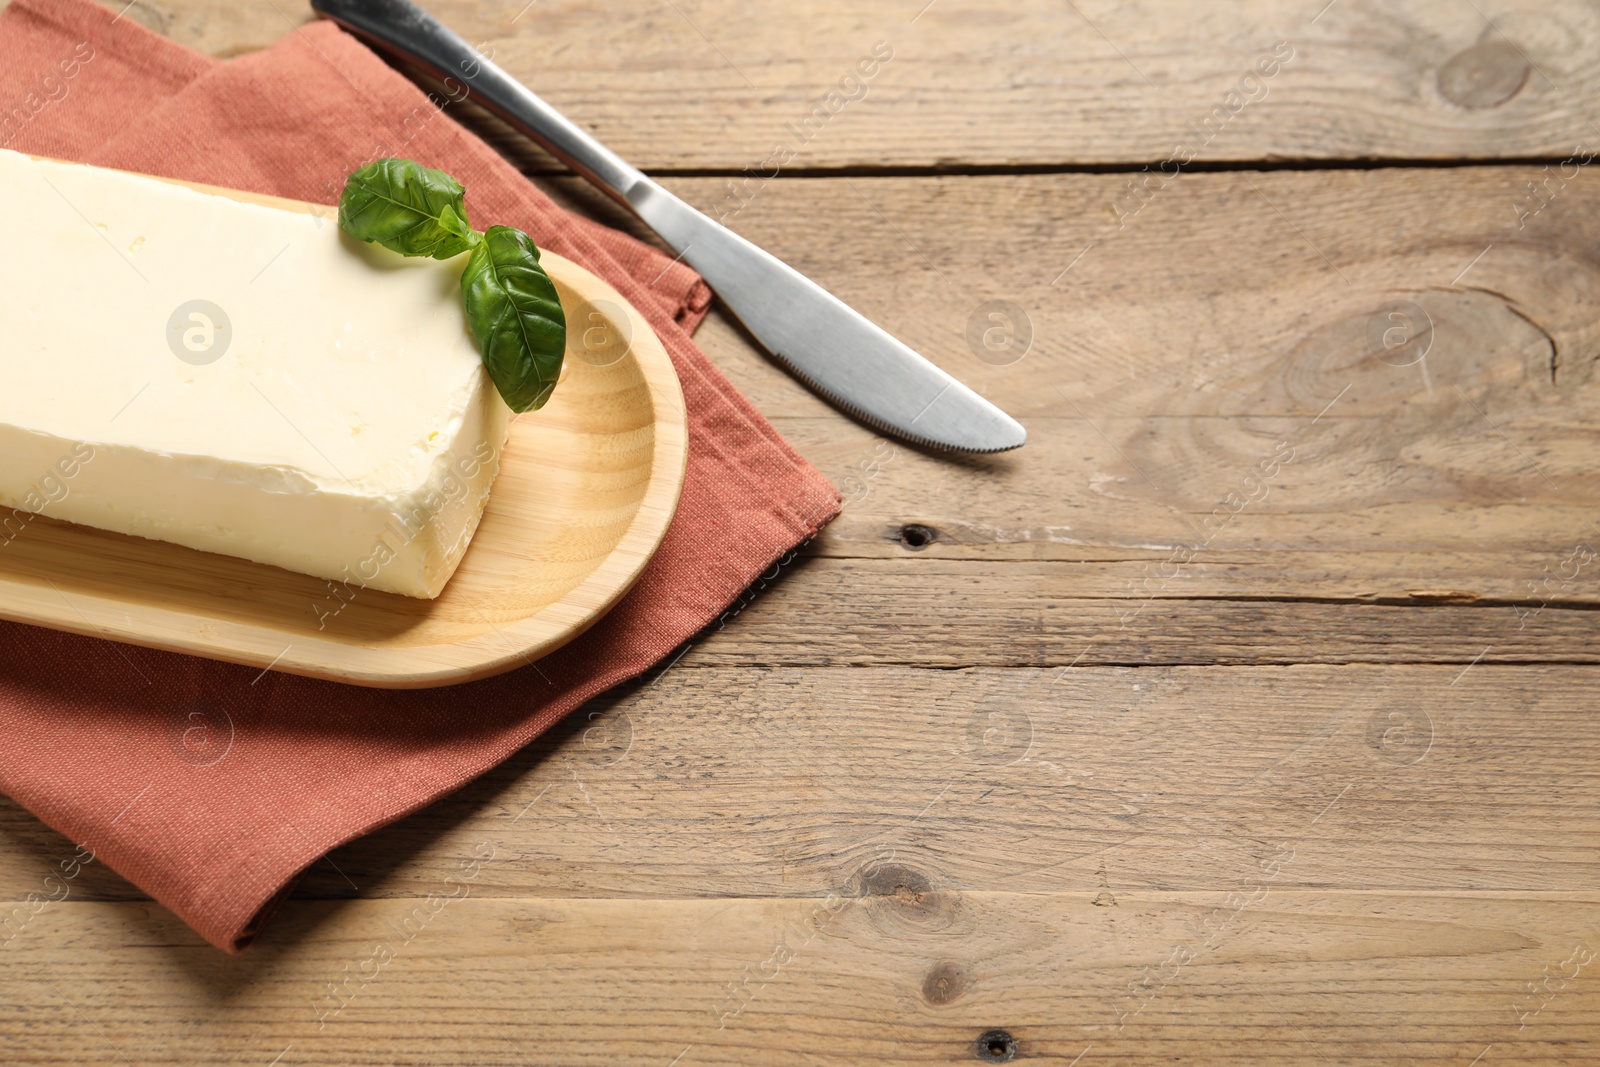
0;149;511;599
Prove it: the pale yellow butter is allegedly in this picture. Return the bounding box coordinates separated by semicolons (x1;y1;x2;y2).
0;149;510;599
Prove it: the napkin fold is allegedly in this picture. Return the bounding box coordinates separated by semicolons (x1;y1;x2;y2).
0;0;840;951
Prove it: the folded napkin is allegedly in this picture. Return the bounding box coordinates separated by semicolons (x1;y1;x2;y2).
0;0;840;951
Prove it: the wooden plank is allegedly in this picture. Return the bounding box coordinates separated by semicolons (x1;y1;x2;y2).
634;559;1600;664
1;891;1596;1065
297;662;1600;901
5;665;1594;903
586;165;1600;608
648;167;1600;424
782;415;1600;597
88;0;1600;168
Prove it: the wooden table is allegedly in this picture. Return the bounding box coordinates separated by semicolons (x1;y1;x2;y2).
5;0;1600;1063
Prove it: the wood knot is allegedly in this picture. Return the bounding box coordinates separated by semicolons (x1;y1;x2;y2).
861;862;937;909
921;960;970;1005
1438;40;1530;109
857;862;961;931
1105;287;1559;517
898;523;937;549
975;1029;1018;1063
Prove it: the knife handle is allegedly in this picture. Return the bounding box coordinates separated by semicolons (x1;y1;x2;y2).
310;0;648;206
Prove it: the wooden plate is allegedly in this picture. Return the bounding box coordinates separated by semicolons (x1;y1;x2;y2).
0;177;688;688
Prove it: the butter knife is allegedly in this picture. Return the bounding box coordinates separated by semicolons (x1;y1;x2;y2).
311;0;1026;453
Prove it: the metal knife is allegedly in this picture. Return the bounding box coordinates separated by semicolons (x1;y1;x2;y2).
310;0;1026;453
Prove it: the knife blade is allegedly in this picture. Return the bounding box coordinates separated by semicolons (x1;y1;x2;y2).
310;0;1027;453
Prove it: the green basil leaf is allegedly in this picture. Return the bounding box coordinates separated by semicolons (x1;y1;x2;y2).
338;158;478;261
461;226;567;413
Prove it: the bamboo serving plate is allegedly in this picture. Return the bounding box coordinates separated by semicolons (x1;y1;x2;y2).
0;177;688;688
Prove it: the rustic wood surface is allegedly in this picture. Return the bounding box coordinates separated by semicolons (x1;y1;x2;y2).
104;0;1600;168
3;0;1600;1063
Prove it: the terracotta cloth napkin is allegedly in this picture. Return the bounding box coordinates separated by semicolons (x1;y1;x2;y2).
0;0;840;951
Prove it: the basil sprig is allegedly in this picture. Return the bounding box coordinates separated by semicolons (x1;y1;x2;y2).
338;158;567;414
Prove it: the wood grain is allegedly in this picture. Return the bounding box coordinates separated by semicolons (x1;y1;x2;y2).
2;663;1596;1064
76;0;1600;169
650;167;1600;428
178;662;1600;899
4;663;1594;903
1;891;1596;1066
609;166;1600;613
1;2;1597;1065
